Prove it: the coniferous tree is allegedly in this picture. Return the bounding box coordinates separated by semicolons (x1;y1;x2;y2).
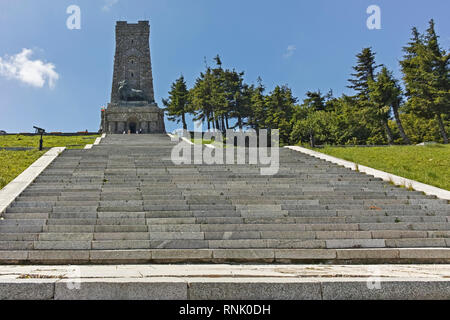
347;47;381;99
223;69;252;131
189;68;216;131
400;20;450;143
368;67;400;144
190;56;253;133
247;77;266;130
264;85;297;144
424;20;449;143
303;90;327;111
210;60;228;132
162;75;190;130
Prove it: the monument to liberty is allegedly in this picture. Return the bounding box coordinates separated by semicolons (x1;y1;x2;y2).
101;21;165;134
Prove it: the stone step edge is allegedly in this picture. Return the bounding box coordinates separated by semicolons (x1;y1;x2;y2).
1;263;450;299
285;146;450;201
0;147;66;216
1;248;450;264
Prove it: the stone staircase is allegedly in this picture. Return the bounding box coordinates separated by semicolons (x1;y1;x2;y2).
0;134;449;264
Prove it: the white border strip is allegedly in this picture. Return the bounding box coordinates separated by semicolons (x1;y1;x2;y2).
0;147;66;215
286;146;450;200
166;133;216;149
181;137;194;145
84;134;106;149
166;133;194;145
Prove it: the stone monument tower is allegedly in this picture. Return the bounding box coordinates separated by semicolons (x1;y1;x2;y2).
101;21;165;134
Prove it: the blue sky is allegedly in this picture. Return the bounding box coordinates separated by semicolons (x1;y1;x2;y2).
0;0;449;133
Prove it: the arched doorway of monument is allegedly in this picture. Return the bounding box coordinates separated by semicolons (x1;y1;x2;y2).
127;117;138;134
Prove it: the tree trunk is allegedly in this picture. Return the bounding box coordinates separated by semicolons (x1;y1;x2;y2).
238;116;243;131
221;116;226;134
309;130;315;148
392;107;411;144
436;113;449;144
381;119;394;145
182;113;187;130
211;112;215;131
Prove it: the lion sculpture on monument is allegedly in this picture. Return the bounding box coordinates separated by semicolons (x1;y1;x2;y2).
118;80;147;102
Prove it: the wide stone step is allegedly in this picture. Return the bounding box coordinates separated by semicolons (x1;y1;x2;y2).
0;235;448;251
1;229;443;242
1;248;450;265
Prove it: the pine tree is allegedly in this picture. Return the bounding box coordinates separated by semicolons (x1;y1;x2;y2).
190;59;229;131
303;90;327;111
400;20;450;143
347;47;381;99
424;20;450;143
210;60;228;132
247;77;266;130
189;68;215;130
368;67;401;144
223;69;250;130
162;75;190;130
264;85;297;144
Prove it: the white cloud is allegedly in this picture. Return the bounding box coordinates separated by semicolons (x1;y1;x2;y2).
0;49;59;89
102;0;119;12
283;45;296;59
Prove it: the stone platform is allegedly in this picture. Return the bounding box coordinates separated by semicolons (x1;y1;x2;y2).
0;134;449;265
0;264;449;300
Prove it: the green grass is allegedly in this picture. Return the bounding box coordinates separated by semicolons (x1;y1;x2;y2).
191;138;227;148
0;134;100;149
314;145;450;191
0;150;46;189
190;138;214;145
190;138;229;148
0;135;100;190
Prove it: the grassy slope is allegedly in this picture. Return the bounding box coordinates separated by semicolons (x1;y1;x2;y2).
0;135;99;149
0;135;100;190
0;150;45;189
191;138;214;145
190;138;229;148
315;145;450;191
